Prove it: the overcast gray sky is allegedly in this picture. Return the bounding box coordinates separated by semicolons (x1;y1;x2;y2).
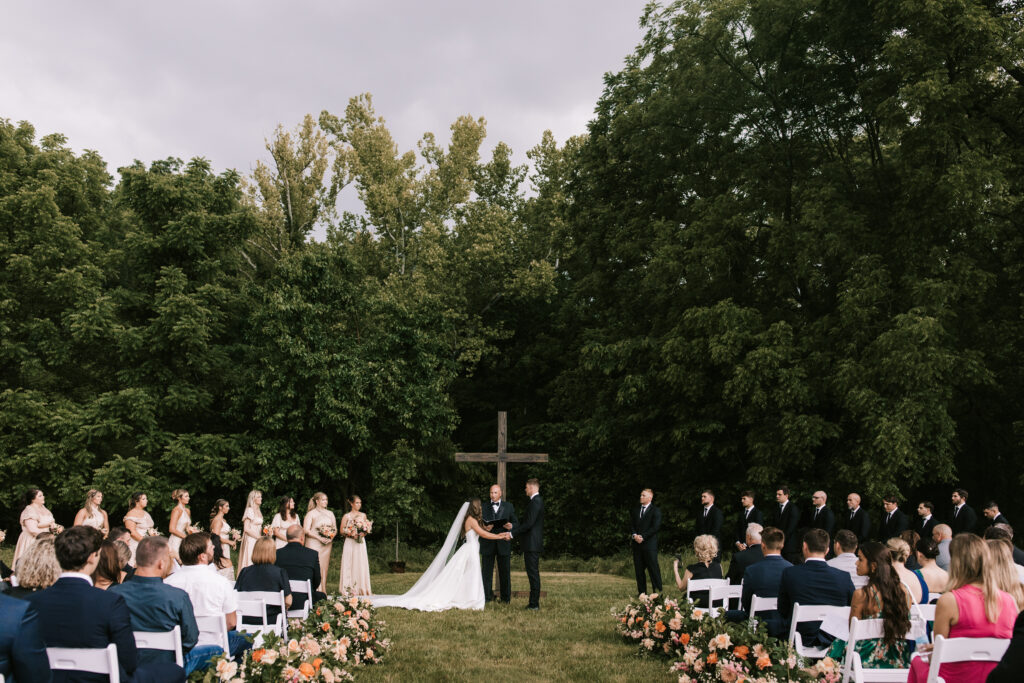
3;1;650;230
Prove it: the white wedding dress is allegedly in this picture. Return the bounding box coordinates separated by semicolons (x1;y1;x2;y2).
370;503;486;611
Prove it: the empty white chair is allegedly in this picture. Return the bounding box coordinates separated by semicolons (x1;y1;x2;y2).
46;644;120;683
133;625;183;667
788;603;851;658
237;590;288;638
925;634;1010;683
287;579;313;619
686;578;727;604
839;617;915;683
194;613;230;655
748;594;778;629
709;583;743;610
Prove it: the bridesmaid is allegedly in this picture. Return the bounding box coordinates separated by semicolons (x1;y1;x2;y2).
73;489;110;537
13;488;57;568
123;492;154;566
270;496;301;550
167;489;191;562
304;492;336;592
210;498;236;576
339;494;372;596
237;489;263;576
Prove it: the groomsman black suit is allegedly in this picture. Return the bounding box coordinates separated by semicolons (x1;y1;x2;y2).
510;487;544;609
879;508;910;541
773;500;801;563
808;506;836;538
733;506;765;549
630;498;662;595
695;498;725;558
950;502;978;535
918;513;937;540
481;495;518;603
842;507;872;544
275;540;327;609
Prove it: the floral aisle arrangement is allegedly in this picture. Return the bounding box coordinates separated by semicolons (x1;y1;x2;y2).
190;592;390;682
612;592;842;682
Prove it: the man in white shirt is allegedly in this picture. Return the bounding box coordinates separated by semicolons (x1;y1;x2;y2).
165;532;248;659
827;529;867;588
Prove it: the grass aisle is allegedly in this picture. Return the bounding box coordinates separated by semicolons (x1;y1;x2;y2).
358;571;672;682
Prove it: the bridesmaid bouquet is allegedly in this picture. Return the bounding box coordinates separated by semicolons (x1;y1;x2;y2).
262;524;273;536
52;524;65;535
351;518;373;543
229;529;242;542
145;528;161;536
318;523;337;540
187;523;203;533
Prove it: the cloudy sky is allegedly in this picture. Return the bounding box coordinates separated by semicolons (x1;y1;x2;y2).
3;1;650;203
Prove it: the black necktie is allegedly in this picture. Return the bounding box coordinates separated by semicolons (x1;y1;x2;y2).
954;507;960;519
887;512;892;524
640;506;646;518
704;508;709;518
814;508;820;520
745;509;750;520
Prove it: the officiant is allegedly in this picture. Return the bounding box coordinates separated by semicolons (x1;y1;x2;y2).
481;484;518;603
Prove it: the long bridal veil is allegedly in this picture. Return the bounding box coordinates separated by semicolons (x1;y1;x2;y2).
369;502;470;608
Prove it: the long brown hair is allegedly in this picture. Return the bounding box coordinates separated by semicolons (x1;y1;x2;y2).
464;498;483;537
860;541;911;645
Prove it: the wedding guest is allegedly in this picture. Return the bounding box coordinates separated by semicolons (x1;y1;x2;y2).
900;530;922;570
694;489;724;559
28;525;185;683
672;534;722;607
114;540;132;582
276;525;326;610
983;502;1010;530
270;496;301;550
92;540;123;590
167;489;192;562
73;489;110;537
842;492;872;545
13;489;57;568
825;541;915;668
907;534;1017;683
109;526;131;544
879;495;909;541
8;536;60;600
339;494;372;595
124;492;155;566
915;537;949;595
809;490;836;539
0;591;50;682
209;499;236;576
109;527;135;578
630;488;662;595
828;529;868;588
208;533;234;580
917;501;937;539
933;524;953;570
985;539;1024;610
988;610;1024;682
733;490;765;551
985;524;1024;568
887;537;925;603
774;528;855;641
950;488;978;535
773;486;802;564
727;523;764;584
731;526;791;622
304;492;336;591
236;537;292;626
236;490;263;576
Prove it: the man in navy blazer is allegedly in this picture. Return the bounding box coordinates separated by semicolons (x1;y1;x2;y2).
510;478;544;610
27;526;184;683
774;528;855;642
732;527;791;622
0;591;51;682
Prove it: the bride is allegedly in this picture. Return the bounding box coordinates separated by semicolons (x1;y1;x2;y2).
370;498;509;611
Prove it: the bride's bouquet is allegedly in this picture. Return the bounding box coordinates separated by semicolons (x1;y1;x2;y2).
318;523;337;541
350;518;373;543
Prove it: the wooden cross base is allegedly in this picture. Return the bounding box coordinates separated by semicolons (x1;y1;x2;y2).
492;590;548;599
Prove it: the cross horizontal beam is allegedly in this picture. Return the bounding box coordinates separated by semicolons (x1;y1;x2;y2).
454;453;549;463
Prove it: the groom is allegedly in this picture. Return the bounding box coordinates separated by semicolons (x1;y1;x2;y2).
509;478;544;610
481;484;518;603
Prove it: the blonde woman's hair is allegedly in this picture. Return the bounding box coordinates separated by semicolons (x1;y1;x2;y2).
245;490;262;512
14;537;61;589
947;533;1002;622
171;489;188;504
886;537;911;563
985;538;1024;610
693;534;719;564
251;537;277;565
308;492;326;512
84;489;102;514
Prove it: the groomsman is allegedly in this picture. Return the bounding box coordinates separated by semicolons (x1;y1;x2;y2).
950;489;978;535
982;502;1010;530
734;491;765;551
879;496;909;541
841;492;871;544
629;489;662;595
481;484;518;603
695;489;724;557
916;501;937;539
808;491;836;538
773;487;801;564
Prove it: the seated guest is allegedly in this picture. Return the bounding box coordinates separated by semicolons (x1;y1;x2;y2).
985;524;1024;571
915;537;949;595
275;525;326;609
726;523;764;585
828;529;868;589
825;541;915;668
672;534;722;607
9;536;61;599
92;540;123;590
235;537;292;626
988;609;1024;682
887;537;925;603
730;526;791;622
774;528;855;641
165;532;248;661
0;591;51;682
111;536;221;676
932;524;953;571
208;533;234;580
984;539;1024;610
109;527;135;579
114;540;133;582
908;534;1017;683
27;525;184;683
900;530;922;570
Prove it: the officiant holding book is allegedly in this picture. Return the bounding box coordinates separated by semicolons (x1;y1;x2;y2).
481;484;518;603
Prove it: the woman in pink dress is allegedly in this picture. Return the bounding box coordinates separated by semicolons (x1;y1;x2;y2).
13;489;57;569
339;494;372;596
304;492;336;592
908;534;1018;683
236;489;263;576
73;489;109;537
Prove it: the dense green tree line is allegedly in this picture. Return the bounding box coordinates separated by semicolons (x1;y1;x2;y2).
3;0;1023;555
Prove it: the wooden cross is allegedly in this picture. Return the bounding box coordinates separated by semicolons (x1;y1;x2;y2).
454;411;548;498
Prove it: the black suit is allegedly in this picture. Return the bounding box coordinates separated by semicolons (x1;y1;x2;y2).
0;592;50;683
987;513;1010;530
481;499;518;602
808;506;836;538
1012;545;1024;568
918;515;937;540
988;608;1024;683
951;503;978;535
773;501;801;563
734;507;765;548
726;543;763;584
880;508;910;541
842;507;872;544
774;559;855;642
510;493;544;608
28;576;183;683
630;503;662;594
695;505;725;558
733;554;791;621
275;541;326;609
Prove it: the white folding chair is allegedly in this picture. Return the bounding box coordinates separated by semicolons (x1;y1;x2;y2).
709;583;743;610
133;625;183;667
927;592;942;604
925;634;1010;683
287;579;313;619
840;617;914;683
748;594;778;628
788;603;851;658
686;578;727;604
913;603;936;623
46;644;120;683
194;613;230;655
237;590;288;638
